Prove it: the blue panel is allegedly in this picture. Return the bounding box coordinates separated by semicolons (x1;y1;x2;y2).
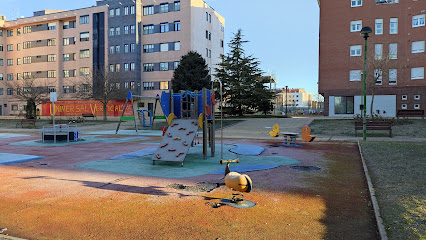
169;23;175;32
154;24;161;33
154;43;160;52
169;3;174;11
153;63;160;71
173;95;182;118
168;42;175;51
168;62;174;70
160;91;170;117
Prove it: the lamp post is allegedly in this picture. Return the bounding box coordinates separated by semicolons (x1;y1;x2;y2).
360;26;372;141
285;86;288;117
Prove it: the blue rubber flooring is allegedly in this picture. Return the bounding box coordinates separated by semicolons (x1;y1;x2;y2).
0;153;44;165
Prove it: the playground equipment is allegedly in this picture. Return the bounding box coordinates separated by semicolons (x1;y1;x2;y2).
274;125;315;147
39;124;81;143
301;126;316;142
152;88;216;167
269;123;280;137
220;159;256;208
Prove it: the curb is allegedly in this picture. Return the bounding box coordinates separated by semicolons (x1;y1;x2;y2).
0;234;27;240
357;141;388;240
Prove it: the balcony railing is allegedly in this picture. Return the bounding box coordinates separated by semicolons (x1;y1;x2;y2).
376;0;399;4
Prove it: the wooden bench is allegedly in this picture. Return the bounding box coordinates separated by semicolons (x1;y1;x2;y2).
81;113;96;120
17;119;36;128
355;121;392;137
397;109;424;120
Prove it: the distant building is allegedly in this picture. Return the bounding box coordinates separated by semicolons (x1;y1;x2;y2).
318;0;425;117
276;88;313;113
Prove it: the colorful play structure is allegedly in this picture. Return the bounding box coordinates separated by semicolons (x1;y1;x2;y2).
270;124;315;147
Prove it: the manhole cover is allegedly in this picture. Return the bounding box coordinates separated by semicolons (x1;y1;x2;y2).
167;182;219;193
290;166;321;171
267;145;280;148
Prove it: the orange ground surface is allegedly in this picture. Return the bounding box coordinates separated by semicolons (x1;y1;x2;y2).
0;136;378;239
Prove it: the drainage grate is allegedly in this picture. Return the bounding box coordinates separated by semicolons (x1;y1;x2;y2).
290;166;321;171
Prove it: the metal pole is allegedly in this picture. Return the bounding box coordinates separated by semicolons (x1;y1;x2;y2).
285;86;288;117
363;36;368;141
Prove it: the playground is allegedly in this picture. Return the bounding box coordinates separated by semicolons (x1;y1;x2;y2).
0;90;379;239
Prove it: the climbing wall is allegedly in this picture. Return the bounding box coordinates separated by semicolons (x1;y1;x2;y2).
152;119;199;166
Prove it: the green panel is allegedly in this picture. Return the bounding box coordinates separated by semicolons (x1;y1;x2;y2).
154;116;166;119
120;116;135;121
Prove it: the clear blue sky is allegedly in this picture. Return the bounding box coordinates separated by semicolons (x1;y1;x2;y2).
2;0;320;95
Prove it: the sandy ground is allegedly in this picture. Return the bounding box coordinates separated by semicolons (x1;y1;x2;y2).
0;130;378;239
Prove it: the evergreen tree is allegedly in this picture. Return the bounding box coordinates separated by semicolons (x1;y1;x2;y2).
215;29;272;116
171;51;211;92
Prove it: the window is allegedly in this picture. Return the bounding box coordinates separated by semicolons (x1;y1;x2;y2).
109;46;115;54
6;44;12;52
414;95;420;100
206;12;209;21
63;86;75;94
109;64;115;72
48;71;56;78
160;43;168;52
124;44;129;53
63;21;76;29
144;44;154;53
0;59;2;66
375;19;383;35
116;64;121;72
7;88;13;95
389;43;397;59
63;54;73;61
17;43;20;51
174;1;180;11
206;48;209;57
402;95;407;100
47;39;56;46
390;18;398;34
130;63;135;71
160;62;168;71
115;27;120;36
17;73;22;80
160;81;169;90
17;58;21;65
350;45;362;56
349;70;362;81
130;43;135;52
143;82;154;90
0;73;3;80
334;96;354;114
23;72;32;79
374;69;383;85
23;57;31;64
80;67;90;76
130;25;135;34
80;49;90;58
160;3;169;13
174;21;181;31
80;32;90;42
48;23;56;30
7;30;13;37
130;81;135;90
124;63;129;72
63;70;70;78
220;39;224;48
124;26;129;34
412;14;425;28
0;88;3;95
161;23;169;33
143;25;154;35
47;86;56;93
411;67;424;80
7;59;13;66
414;104;421;109
209;50;211;58
109;9;115;17
115;45;120;54
63;37;75;46
48;54;56;62
0;45;2;51
209;32;211;40
220;24;224;32
0;30;3;36
174;42;180;51
389;69;397;85
143;63;154;72
375;44;383;60
109;27;115;36
350;20;362;32
7;74;13;81
23;26;31;33
206;30;208;39
80;15;89;24
412;41;425;53
209;14;211;23
115;8;120;16
130;5;135;14
23;41;31;49
143;6;154;15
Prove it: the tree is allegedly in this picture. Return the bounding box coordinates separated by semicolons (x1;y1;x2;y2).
171;51;211;92
77;67;127;120
6;76;54;119
215;29;272;116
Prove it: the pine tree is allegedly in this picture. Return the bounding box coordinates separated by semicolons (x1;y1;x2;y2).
215;29;272;116
171;51;211;92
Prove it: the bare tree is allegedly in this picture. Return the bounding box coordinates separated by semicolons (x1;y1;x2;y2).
76;67;128;120
5;76;55;119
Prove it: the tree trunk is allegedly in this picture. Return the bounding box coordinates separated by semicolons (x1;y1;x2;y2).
26;99;36;119
370;91;375;118
103;102;108;121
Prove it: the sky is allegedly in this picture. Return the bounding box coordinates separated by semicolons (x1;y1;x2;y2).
1;0;320;95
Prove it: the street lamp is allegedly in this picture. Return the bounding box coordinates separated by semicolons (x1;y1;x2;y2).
285;86;288;117
360;26;372;141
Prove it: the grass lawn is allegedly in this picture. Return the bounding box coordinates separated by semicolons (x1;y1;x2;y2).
360;142;426;239
310;119;426;138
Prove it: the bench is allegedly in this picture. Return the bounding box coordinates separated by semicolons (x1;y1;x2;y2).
397;109;424;120
81;113;96;120
355;121;392;137
17;119;36;128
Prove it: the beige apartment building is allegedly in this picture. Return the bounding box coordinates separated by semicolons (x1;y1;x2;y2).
0;6;108;116
0;0;224;116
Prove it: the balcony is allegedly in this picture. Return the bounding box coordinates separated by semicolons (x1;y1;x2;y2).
376;0;399;5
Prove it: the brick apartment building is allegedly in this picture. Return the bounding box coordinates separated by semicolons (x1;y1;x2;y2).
318;0;425;117
0;0;224;116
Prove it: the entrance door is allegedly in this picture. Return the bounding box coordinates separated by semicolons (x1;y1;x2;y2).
0;105;2;115
148;103;154;113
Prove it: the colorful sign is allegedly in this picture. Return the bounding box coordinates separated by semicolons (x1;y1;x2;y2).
41;100;133;116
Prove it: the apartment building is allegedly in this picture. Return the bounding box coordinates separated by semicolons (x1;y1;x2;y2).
0;0;224;116
0;6;108;116
276;88;313;112
318;0;426;117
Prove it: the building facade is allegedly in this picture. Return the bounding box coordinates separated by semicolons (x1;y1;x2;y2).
276;88;313;113
0;0;224;116
318;0;426;117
